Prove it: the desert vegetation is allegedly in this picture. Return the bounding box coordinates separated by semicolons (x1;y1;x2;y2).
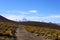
0;21;18;40
23;25;60;40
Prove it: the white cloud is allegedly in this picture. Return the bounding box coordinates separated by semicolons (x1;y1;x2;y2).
39;15;60;18
49;15;60;18
26;15;60;19
6;10;28;15
6;10;38;15
28;10;37;13
1;13;60;21
1;10;60;22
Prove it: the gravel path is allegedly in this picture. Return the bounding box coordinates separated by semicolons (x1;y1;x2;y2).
16;25;45;40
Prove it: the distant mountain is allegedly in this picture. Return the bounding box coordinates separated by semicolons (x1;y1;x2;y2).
56;23;60;25
0;15;9;21
0;15;17;23
20;21;60;30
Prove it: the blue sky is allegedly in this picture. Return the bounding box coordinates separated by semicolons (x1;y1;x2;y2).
0;0;60;23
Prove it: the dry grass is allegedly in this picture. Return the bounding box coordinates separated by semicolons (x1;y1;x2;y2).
0;22;17;40
23;25;60;40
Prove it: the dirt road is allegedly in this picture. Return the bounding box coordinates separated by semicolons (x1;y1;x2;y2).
16;25;45;40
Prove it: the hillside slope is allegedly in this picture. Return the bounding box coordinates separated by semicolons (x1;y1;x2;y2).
0;15;18;40
20;21;60;30
0;15;17;23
